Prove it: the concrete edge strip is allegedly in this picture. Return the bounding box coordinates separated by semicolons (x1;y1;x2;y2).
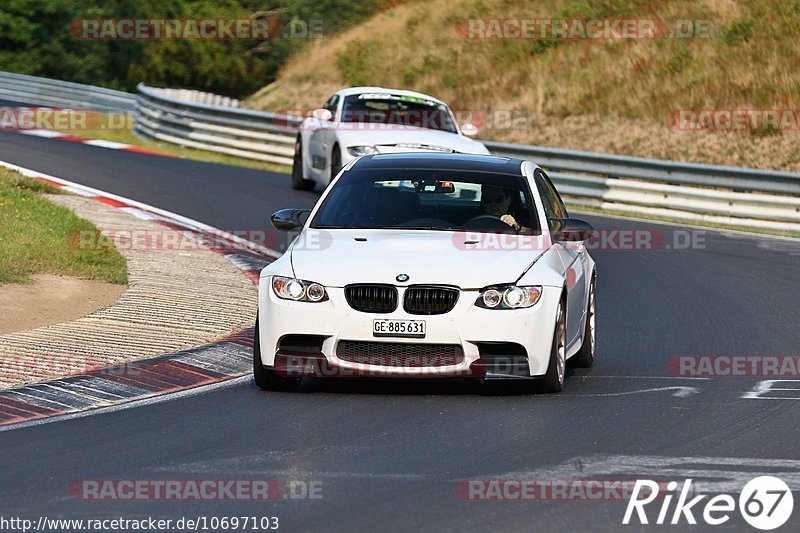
0;159;279;428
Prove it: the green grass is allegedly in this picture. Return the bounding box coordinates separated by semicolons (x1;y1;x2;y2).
0;168;127;285
336;40;379;86
65;113;290;174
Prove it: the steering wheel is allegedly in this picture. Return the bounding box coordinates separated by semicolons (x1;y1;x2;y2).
461;214;512;230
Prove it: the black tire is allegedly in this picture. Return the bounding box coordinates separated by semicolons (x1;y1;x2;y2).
539;299;567;393
329;145;341;184
571;276;596;368
291;137;315;191
253;316;301;391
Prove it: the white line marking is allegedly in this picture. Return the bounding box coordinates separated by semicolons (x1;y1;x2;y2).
742;379;800;400
17;129;65;138
59;185;95;197
82;139;130;149
569;386;700;398
118;206;158;220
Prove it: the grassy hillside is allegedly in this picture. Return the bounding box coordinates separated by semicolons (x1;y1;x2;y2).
246;0;800;171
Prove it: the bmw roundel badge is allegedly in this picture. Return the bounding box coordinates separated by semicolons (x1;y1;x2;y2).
396;274;410;282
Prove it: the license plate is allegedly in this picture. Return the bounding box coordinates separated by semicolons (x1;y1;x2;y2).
372;319;426;338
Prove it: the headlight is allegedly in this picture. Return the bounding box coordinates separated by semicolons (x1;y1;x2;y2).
475;285;542;309
272;276;328;302
347;145;378;157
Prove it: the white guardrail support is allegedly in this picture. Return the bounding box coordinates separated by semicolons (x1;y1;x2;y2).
1;71;798;233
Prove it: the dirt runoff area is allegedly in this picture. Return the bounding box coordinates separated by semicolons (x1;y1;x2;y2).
0;274;125;334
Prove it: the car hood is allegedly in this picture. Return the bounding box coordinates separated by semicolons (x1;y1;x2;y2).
336;126;489;155
290;229;547;288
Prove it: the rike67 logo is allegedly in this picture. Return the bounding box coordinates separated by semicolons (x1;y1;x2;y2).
623;476;794;530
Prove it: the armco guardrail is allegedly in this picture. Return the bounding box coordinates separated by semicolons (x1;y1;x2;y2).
0;71;136;113
135;83;300;166
483;141;800;196
0;72;797;233
132;84;799;233
483;141;800;233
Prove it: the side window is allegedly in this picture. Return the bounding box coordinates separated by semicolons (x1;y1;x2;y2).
543;171;568;218
534;169;567;231
324;95;339;118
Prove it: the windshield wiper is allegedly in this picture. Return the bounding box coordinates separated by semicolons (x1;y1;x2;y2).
388;225;456;231
312;224;366;229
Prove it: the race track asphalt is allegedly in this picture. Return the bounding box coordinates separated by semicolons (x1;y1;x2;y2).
0;130;798;531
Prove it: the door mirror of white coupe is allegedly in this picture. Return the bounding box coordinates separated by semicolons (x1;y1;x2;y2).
271;209;311;231
551;218;594;242
460;123;479;137
311;108;333;122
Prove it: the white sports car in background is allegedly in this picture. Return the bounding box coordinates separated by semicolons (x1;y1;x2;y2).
257;153;597;393
291;87;490;190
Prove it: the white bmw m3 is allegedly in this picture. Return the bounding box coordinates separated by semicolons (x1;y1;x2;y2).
256;153;596;393
290;87;489;190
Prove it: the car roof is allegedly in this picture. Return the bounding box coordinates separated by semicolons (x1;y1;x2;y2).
349;153;527;175
334;87;447;106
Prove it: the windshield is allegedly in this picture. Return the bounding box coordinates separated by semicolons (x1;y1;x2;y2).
340;94;458;133
311;168;541;233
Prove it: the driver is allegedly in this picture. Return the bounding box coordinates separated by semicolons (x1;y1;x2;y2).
480;185;530;232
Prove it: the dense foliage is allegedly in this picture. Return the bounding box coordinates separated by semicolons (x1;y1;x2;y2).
0;0;397;97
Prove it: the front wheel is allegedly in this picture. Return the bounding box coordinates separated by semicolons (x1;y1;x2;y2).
253;316;301;391
291;137;315;191
539;300;567;393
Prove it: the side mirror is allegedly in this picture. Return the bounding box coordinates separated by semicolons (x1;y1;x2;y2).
552;218;593;242
460;123;479;137
271;209;311;231
311;108;333;121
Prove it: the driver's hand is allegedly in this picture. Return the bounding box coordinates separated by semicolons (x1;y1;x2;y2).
500;214;519;230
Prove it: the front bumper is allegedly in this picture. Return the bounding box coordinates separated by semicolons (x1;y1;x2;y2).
257;283;561;379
